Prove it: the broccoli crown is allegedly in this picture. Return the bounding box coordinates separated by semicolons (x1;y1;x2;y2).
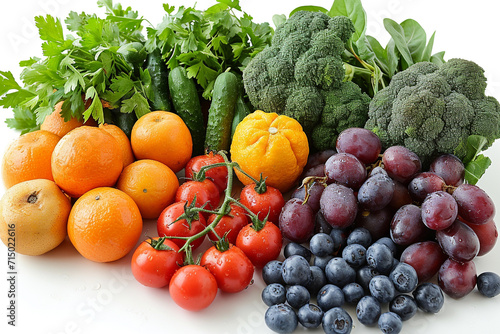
365;58;500;165
243;11;370;151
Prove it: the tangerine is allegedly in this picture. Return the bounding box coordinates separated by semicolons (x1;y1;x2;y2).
41;101;97;137
99;123;135;168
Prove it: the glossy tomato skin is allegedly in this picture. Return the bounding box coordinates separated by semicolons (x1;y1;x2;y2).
207;204;249;244
157;202;206;250
236;221;283;268
169;265;218;311
200;244;254;293
185;152;228;192
175;179;220;217
239;184;285;224
131;238;184;288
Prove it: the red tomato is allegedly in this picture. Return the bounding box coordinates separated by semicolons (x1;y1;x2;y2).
175;179;220;217
236;221;283;268
207;204;249;244
200;244;254;293
239;184;285;224
131;237;184;288
169;264;218;311
185;152;228;192
157;202;206;250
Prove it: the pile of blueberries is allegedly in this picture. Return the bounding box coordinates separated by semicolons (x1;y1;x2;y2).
261;227;500;334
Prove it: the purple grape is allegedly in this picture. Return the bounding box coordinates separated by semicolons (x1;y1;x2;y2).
436;219;480;262
421;191;458;230
324;153;367;189
400;241;447;282
452;184;495;225
388;180;413;211
390;204;429;246
320;183;358;229
354;208;392;241
304;149;336;170
464;218;498;256
357;173;395;211
429;154;465;186
279;198;315;243
302;164;325;178
291;181;324;213
382;146;421;184
407;172;445;203
438;258;477;299
336;127;382;164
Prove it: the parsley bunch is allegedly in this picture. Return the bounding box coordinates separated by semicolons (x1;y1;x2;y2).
0;0;150;133
146;0;274;99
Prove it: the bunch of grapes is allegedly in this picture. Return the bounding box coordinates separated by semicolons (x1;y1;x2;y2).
268;127;500;333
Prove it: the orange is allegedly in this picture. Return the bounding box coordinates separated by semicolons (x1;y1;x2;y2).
2;130;61;189
41;101;97;138
131;111;192;173
230;110;309;192
0;179;71;255
68;187;143;262
51;126;123;198
116;159;179;219
99;123;135;168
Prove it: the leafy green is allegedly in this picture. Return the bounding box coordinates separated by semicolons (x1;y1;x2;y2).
0;0;149;133
460;135;493;184
147;0;273;99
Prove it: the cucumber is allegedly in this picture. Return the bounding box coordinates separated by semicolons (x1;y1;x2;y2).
145;49;172;112
113;111;137;138
205;72;240;152
168;66;205;156
231;95;251;139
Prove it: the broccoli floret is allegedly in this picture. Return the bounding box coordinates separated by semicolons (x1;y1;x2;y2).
243;11;369;151
365;58;500;165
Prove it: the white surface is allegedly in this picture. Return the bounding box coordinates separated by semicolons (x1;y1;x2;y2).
1;0;500;333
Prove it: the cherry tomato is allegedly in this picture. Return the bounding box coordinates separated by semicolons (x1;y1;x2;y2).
175;179;220;218
236;221;283;267
185;152;228;192
131;237;184;288
200;244;254;293
157;202;206;250
169;264;218;311
207;204;249;244
239;183;285;224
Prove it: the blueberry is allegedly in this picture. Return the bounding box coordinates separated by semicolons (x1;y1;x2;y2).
477;272;500;298
342;244;366;268
342;283;365;304
389;263;418;293
317;284;345;311
314;255;334;271
305;266;327;295
366;243;394;274
347;227;372;248
262;283;286;306
356;295;381;326
356;266;379;292
329;228;347;254
378;312;402;334
375;237;398;256
265;304;298;333
262;260;284;285
310;233;335;257
412;282;444;313
282;255;311;286
297;303;324;329
284;242;312;262
286;285;310;309
322;307;352;334
325;257;356;287
369;275;396;304
389;295;418;321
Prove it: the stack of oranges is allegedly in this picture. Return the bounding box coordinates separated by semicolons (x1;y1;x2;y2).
0;108;192;263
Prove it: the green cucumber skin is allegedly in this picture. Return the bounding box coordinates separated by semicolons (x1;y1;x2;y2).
168;66;205;156
113;112;137;139
205;72;240;152
231;95;251;139
145;49;172;112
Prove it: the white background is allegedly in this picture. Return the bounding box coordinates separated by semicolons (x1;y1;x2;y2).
1;0;500;333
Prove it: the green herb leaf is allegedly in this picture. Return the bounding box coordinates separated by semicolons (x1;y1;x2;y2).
272;14;286;28
5;106;39;134
329;0;367;42
421;31;436;62
399;19;427;63
35;15;65;42
383;18;414;68
465;155;491;185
